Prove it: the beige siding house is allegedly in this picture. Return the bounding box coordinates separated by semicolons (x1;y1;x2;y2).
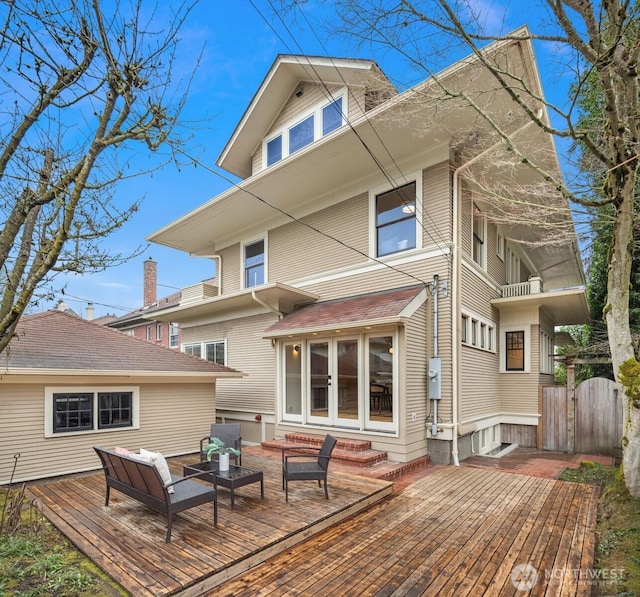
0;310;243;485
148;31;589;465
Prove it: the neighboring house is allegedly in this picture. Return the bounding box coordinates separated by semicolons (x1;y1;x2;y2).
108;258;183;350
147;29;589;464
0;310;243;485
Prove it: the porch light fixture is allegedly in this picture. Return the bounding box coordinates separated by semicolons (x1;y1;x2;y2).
295;86;304;98
293;344;301;353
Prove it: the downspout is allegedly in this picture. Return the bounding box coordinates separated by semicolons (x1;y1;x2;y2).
431;273;440;437
190;254;223;296
451;114;542;467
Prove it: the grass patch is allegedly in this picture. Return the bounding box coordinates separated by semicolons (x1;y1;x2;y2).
0;483;126;597
559;462;640;596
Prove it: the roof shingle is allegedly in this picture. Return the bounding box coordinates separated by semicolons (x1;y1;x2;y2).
263;285;427;336
2;310;241;375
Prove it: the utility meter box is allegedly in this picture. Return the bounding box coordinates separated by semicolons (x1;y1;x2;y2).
428;357;441;400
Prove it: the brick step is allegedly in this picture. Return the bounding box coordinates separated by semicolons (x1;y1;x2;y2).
261;438;388;468
283;432;372;453
358;455;432;482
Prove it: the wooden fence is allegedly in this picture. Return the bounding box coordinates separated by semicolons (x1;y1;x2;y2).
541;377;622;457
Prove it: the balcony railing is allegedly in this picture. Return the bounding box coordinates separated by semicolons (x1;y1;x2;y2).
500;276;543;298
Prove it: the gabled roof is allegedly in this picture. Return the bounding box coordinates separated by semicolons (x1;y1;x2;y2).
217;55;389;179
263;285;428;338
1;310;243;377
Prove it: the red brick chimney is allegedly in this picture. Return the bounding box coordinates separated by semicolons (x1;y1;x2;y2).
143;258;157;307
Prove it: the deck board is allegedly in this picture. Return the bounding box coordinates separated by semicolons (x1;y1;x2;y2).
28;454;393;597
28;459;598;597
214;467;598;597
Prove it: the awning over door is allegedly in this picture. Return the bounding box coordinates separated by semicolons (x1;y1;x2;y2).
263;285;428;338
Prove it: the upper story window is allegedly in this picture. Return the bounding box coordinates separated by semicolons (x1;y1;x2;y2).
184;340;226;365
169;323;179;348
375;182;417;257
146;325;152;341
244;239;265;287
156;323;162;341
506;245;521;284
472;204;486;267
289;115;314;154
322;99;342;135
264;94;345;168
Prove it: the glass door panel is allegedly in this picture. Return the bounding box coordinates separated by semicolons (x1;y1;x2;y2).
283;344;302;421
367;335;394;430
336;339;359;425
308;341;330;423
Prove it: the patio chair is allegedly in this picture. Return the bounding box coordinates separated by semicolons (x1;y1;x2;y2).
282;434;337;502
200;423;242;466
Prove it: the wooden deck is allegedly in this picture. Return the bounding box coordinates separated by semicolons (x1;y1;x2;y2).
213;466;599;596
28;453;393;596
28;459;599;596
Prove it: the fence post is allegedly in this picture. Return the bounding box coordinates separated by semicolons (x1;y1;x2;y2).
567;364;576;453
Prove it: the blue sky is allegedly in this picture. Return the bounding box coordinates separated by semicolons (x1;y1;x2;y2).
43;0;572;318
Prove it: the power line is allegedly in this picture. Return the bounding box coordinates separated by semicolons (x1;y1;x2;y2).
256;0;452;255
176;149;429;288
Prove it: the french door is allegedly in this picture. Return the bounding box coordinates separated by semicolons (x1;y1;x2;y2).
307;338;360;428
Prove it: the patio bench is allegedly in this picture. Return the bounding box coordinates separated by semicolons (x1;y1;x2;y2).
94;446;217;542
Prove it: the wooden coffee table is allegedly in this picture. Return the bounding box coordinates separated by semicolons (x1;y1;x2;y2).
183;461;264;510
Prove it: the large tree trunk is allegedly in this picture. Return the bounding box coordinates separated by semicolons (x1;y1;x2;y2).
606;175;640;496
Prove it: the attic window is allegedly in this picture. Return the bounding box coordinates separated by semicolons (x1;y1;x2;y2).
263;92;346;168
289;115;314;154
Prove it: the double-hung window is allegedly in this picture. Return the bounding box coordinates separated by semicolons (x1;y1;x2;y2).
169;323;179;348
375;182;417;257
473;204;486;267
245;239;265;287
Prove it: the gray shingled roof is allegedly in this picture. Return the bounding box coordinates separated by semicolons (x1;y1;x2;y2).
1;310;243;376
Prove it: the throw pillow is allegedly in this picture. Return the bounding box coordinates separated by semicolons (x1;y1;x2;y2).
140;448;174;493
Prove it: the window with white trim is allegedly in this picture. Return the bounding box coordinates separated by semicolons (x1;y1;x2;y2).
472;204;486;267
156;323;162;341
264;94;345;167
461;311;496;353
496;229;504;260
375;182;417;257
169;323;179;348
506;245;521;284
244;239;265;288
184;340;226;365
45;386;139;437
506;330;525;371
146;325;152;341
540;331;554;374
